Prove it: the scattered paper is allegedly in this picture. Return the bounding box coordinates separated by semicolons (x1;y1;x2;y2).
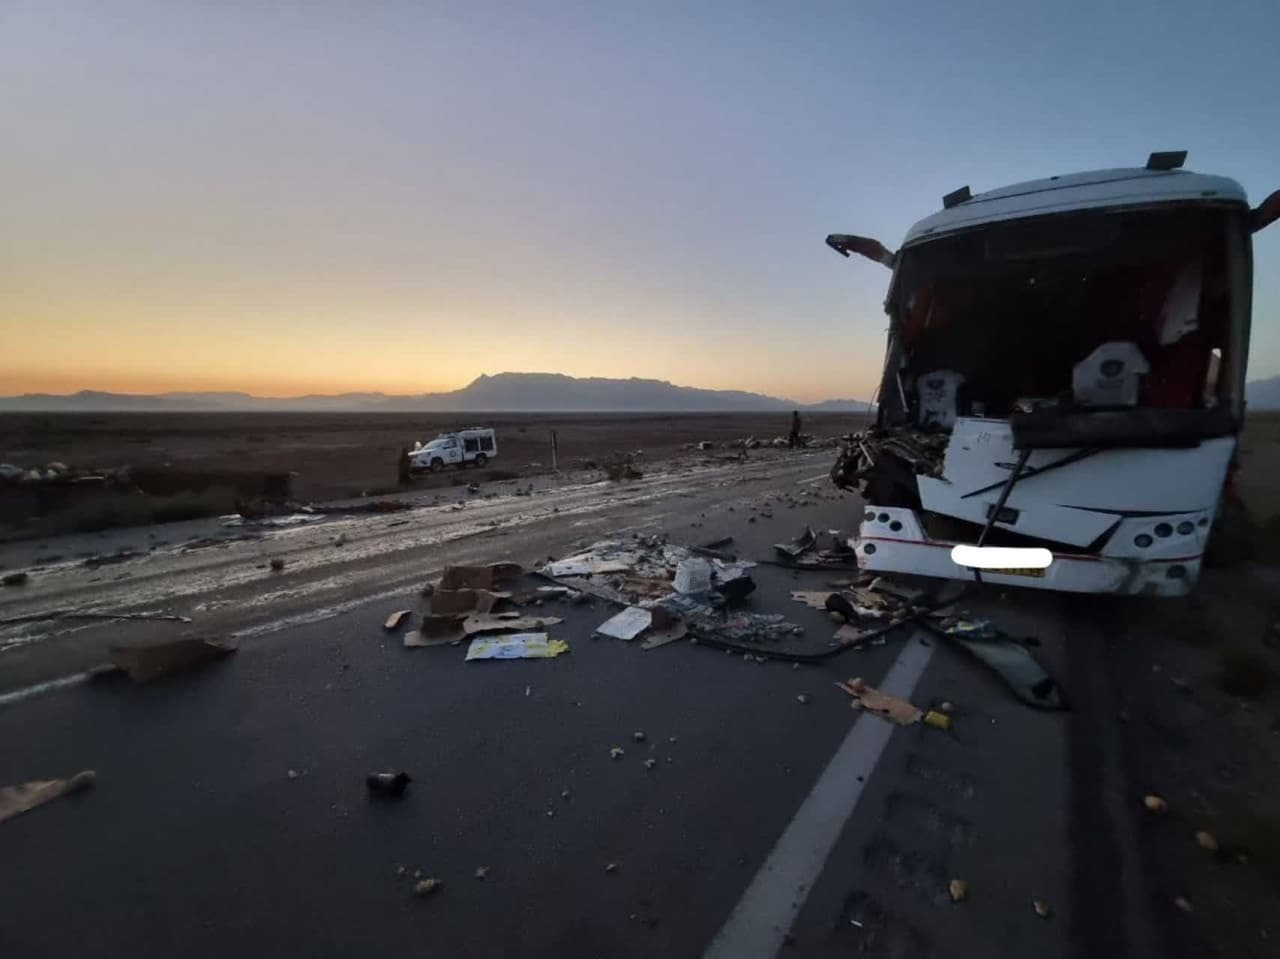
465;633;570;661
384;610;412;630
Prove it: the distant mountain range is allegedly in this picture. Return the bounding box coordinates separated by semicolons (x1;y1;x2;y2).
1247;375;1280;410
0;373;872;414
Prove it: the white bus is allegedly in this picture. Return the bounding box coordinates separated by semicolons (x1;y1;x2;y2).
827;151;1278;596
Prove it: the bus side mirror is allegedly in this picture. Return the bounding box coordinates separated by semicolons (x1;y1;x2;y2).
825;234;896;269
1253;190;1280;233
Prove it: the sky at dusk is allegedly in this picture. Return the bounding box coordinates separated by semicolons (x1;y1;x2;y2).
2;0;1278;403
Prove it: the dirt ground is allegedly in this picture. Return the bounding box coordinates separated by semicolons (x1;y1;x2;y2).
0;412;870;538
0;411;866;498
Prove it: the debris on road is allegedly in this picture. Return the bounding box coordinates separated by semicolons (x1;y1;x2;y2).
438;563;523;591
596;607;653;641
107;636;237;683
383;610;412;630
796;693;811;704
1174;895;1193;913
2;571;30;587
366;770;412;797
633;731;646;742
836;677;922;725
474;865;489;880
1143;794;1169;813
269;558;286;572
948;879;968;903
545;545;641;578
932;618;1066;709
432;588;509;615
774;526;817;560
922;709;952;730
610;747;625;760
605;862;619;873
1032;897;1052;919
644;758;657;769
465;633;569;660
674;558;713;594
791;590;836;609
403;615;467;647
463;614;563;636
640;608;688;650
0;770;96;824
1195;830;1219;852
413;877;442;896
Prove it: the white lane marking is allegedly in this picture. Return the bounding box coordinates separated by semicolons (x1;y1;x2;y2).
704;633;935;959
0;670;90;708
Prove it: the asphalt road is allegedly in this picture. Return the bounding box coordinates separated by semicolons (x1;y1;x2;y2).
0;451;1173;958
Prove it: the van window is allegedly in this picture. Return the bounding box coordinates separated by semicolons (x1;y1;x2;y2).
464;437;479;453
480;436;494;452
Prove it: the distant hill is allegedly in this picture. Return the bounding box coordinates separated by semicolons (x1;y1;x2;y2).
0;374;868;413
802;398;874;413
1247;375;1280;411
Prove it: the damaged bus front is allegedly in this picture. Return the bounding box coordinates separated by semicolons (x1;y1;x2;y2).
828;153;1279;596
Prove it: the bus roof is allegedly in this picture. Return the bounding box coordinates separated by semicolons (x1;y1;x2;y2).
902;167;1248;249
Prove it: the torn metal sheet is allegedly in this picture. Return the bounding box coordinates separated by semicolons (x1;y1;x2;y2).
936;618;1066;709
462;614;564;636
0;770;96;824
439;563;523;591
773;527;817;559
836;677;922;725
107;637;237;683
465;633;570;661
595;607;653;641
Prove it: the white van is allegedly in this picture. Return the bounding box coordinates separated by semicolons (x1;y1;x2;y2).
410;428;497;472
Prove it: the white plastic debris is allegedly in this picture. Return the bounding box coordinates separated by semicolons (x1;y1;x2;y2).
595;607;653;641
673;558;712;594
